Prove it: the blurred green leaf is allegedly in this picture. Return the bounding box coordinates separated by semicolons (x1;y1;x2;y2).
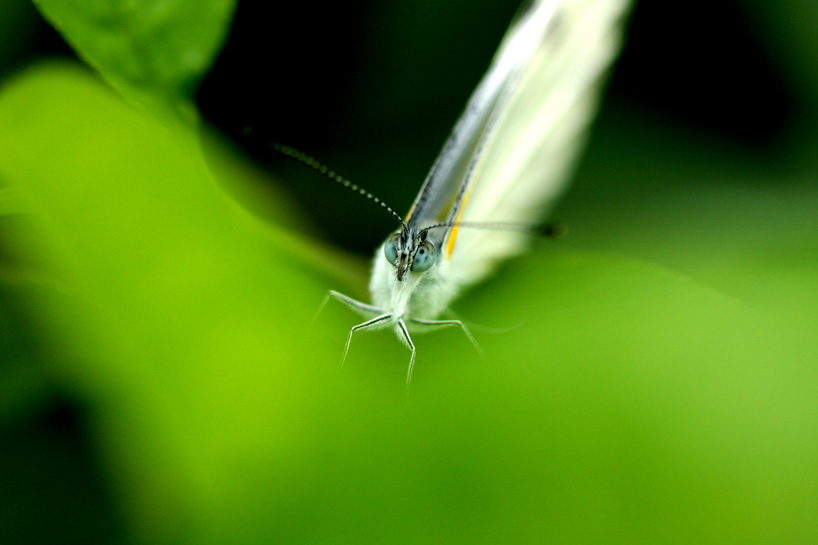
32;0;235;118
0;187;25;216
0;0;41;70
1;62;817;544
0;62;342;542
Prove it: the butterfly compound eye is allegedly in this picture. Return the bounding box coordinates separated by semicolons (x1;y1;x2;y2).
411;240;436;272
384;233;400;265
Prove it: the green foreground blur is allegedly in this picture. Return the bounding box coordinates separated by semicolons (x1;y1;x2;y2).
0;63;816;544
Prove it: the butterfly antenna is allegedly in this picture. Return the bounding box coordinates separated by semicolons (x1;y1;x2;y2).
272;142;407;229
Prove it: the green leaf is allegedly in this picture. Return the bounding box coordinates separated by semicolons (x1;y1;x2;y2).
32;0;235;118
0;187;25;216
2;62;818;544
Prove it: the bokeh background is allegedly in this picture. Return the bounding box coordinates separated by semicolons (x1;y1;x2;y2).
1;0;817;544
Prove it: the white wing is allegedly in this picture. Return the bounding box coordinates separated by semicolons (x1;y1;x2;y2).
447;0;630;289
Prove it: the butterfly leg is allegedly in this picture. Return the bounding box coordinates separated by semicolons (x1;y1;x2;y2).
314;290;385;323
343;313;392;367
410;318;485;361
396;318;417;389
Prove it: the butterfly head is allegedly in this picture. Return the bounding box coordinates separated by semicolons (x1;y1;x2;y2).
383;226;437;282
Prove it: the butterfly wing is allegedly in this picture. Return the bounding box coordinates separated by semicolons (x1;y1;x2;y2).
403;1;564;231
442;0;631;289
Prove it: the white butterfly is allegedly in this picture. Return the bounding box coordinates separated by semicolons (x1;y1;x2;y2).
304;0;630;387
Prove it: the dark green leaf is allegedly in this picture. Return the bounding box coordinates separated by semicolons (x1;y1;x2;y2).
32;0;235;118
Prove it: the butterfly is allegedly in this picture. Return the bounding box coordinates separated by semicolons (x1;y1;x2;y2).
282;0;629;387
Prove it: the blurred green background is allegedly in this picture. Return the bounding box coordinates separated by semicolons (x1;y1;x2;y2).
1;0;817;544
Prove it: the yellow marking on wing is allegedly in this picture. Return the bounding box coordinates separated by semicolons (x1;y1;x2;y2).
446;189;472;258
